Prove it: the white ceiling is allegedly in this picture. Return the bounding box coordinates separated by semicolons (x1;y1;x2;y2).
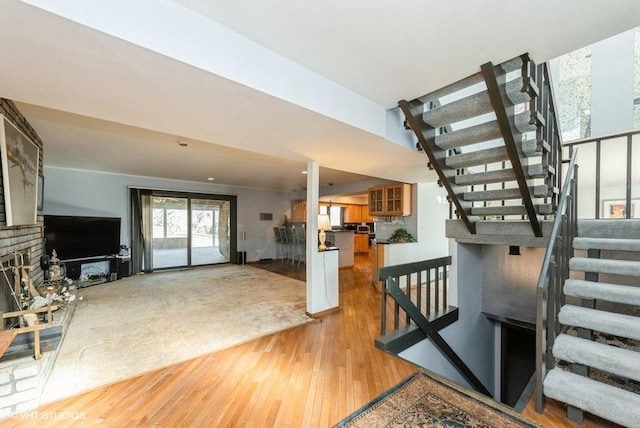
1;0;639;193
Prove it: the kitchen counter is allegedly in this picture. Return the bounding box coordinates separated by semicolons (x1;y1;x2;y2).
326;230;354;267
375;239;414;244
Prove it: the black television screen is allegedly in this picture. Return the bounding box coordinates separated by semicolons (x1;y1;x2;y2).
44;215;121;261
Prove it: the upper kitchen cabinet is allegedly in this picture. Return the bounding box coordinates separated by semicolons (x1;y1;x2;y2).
368;184;412;217
362;206;373;222
344;204;362;223
368;187;384;216
290;200;306;222
385;184;412;216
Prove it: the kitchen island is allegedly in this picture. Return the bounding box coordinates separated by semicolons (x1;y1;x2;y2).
326;230;354;267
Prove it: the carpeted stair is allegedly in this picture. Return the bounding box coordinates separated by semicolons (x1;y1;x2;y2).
400;53;559;237
543;219;640;426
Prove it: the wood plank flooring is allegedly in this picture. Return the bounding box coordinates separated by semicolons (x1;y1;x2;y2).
3;252;613;427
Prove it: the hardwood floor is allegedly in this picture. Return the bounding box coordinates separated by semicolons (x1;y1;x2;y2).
3;252;613;427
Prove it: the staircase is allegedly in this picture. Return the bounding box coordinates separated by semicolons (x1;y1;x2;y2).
543;219;640;426
400;53;561;237
394;52;640;425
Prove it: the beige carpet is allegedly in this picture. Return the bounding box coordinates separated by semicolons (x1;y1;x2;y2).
41;264;311;404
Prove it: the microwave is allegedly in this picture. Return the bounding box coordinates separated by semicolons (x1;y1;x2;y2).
356;225;370;233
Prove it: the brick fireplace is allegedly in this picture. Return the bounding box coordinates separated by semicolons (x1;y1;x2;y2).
0;98;51;417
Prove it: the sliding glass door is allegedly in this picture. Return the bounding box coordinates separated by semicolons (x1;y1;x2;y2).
152;196;189;269
131;189;236;272
191;199;230;265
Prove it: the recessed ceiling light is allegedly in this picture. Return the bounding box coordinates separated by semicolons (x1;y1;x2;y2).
207;177;215;181
178;140;188;147
301;171;308;174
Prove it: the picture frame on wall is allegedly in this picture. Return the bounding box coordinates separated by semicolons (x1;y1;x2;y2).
602;199;637;219
0;114;40;226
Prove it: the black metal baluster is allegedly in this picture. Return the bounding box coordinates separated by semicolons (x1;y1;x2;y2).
435;267;440;312
426;269;431;317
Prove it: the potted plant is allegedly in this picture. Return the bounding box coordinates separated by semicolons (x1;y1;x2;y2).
389;228;416;243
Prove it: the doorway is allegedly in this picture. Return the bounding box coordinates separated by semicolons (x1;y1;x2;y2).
130;189;236;272
500;323;536;407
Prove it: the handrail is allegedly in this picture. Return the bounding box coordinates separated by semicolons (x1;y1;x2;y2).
535;149;579;413
564;128;640;146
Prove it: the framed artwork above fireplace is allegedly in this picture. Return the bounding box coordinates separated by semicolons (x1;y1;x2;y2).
0;114;39;226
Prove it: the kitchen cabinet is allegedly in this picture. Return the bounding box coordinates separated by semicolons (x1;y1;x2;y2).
368;184;412;217
362;205;373;222
354;233;369;254
344;204;362;223
385;184;412;216
368;187;384;216
290;200;306;222
371;240;385;292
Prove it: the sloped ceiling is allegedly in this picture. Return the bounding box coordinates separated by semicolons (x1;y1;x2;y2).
1;0;638;192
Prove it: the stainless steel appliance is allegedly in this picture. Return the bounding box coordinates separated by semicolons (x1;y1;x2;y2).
356;225;369;233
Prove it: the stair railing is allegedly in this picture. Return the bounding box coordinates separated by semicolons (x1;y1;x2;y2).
380;256;451;336
534;149;578;413
378;256;491;396
521;56;563;213
563;128;640;219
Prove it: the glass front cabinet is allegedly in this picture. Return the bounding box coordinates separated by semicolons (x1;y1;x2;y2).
368;184;412;217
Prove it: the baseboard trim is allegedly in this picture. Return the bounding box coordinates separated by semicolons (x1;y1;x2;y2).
306;306;340;318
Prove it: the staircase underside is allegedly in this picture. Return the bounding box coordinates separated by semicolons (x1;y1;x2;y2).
400;53;560;239
445;219;553;247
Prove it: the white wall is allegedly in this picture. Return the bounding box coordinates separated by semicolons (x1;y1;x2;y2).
590;30;636;136
550;28;636;138
43;166;291;262
377;182;450;264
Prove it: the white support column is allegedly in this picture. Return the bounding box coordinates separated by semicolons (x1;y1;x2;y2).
305;160;339;315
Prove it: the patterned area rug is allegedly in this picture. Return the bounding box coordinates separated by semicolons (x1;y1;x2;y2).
335;371;540;428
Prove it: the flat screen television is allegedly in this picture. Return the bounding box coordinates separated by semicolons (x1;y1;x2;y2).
44;215;121;261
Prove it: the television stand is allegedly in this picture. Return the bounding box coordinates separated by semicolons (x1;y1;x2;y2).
77;277;108;288
62;255;130;282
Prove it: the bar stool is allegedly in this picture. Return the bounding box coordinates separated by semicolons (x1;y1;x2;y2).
273;227;285;261
294;225;306;266
284;226;296;264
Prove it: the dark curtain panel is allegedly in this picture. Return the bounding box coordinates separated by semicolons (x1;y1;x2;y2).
130;188;152;274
